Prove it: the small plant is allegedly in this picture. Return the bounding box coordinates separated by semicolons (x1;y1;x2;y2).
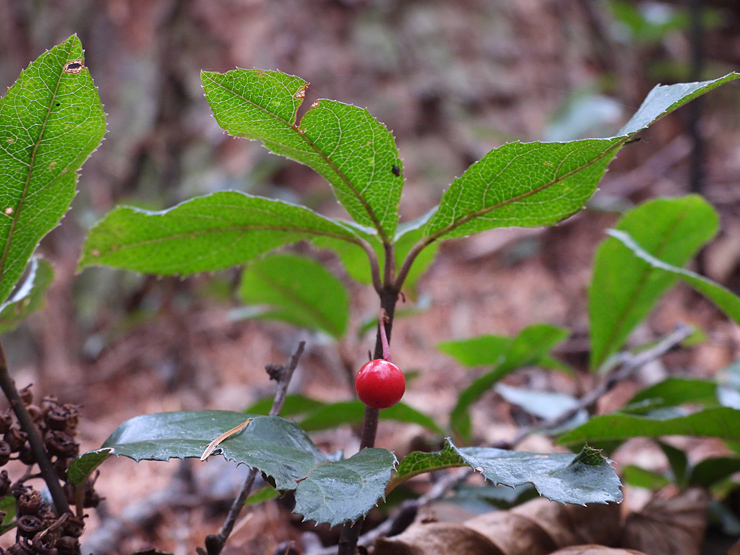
2;33;740;554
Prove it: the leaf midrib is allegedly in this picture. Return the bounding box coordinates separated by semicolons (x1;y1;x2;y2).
0;41;73;296
202;72;390;244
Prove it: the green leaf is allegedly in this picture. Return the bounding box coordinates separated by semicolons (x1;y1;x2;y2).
389;443;467;491
624;377;719;414
0;35;106;304
608;228;740;325
245;485;280;506
557;407;740;446
201;69;403;241
245;394;325;417
589;196;718;369
0;257;54;332
75;411;398;526
448;324;569;441
452;443;622;504
67;447;113;486
79;191;363;275
688;456;740;488
657;441;689;486
294;448;397;526
438;335;511;367
618;73;740;135
239;254;349;338
424;138;622;241
299;400;443;435
419;73;739;246
622;465;671;490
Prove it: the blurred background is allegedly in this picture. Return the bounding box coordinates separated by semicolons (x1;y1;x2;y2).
1;0;740;552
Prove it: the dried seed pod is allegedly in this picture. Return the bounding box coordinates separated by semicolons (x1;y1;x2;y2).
26;405;43;425
0;441;12;466
0;410;13;434
44;431;79;459
44;407;69;432
16;514;43;538
4;428;27;452
7;543;33;554
17;489;43;516
0;471;11;497
17;445;35;466
18;385;33;407
56;536;80;555
62;515;85;538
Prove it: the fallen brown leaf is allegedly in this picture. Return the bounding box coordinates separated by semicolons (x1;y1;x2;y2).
622;487;709;555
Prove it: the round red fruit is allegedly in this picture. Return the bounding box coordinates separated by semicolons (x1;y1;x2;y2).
355;359;406;409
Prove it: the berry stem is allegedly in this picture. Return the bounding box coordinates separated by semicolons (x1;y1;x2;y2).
338;286;399;555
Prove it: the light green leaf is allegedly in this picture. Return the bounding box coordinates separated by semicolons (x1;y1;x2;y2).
589;196;717;369
239;254;349;338
622;465;671;490
557;407;740;446
0;257;54;332
424;138;623;240
623;377;718;414
419;73;739;246
79;191;363;275
438;335;511;367
294;448;396;526
448;324;569;441
608;228;740;324
619;73;740;135
202;69;403;241
0;35;106;304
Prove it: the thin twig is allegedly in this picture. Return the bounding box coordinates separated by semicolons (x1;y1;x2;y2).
205;341;306;555
0;339;69;516
506;323;694;449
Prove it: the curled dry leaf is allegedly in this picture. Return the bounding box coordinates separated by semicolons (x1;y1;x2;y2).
374;496;621;555
551;547;647;555
623;487;709;555
373;521;501;555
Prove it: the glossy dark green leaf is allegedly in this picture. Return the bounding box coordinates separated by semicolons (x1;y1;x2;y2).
589;196;718;369
558;407;740;446
452;443;622;504
0;257;53;332
75;411;399;526
67;447;113;486
294;448;397;526
239;254;349;338
202;69;403;241
79;192;363;275
0;35;106;304
657;441;689;486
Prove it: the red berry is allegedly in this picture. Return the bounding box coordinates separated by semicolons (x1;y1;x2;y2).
355;359;405;409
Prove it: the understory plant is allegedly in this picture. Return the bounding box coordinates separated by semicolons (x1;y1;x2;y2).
1;34;740;554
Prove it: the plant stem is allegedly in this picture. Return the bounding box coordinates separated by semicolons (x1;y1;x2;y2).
0;339;69;516
206;341;306;555
338;286;399;555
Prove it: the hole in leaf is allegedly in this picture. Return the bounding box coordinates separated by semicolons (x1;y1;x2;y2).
63;60;85;74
